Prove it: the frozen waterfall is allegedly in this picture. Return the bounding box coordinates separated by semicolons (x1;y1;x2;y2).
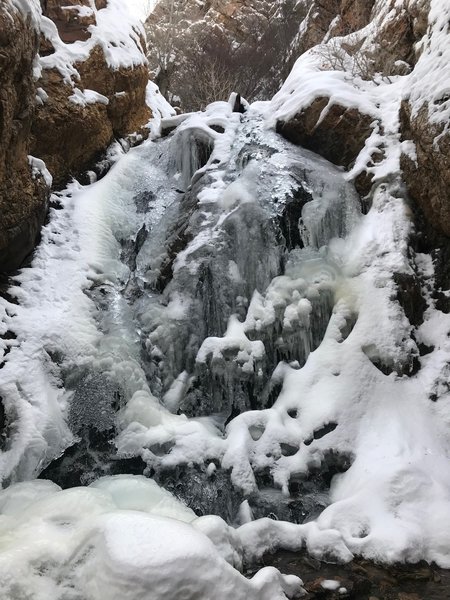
1;97;450;599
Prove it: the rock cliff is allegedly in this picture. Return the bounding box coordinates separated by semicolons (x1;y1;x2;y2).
272;0;449;242
0;0;152;272
33;0;151;187
0;3;49;272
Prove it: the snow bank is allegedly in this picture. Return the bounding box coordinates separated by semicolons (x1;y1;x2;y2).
0;475;303;600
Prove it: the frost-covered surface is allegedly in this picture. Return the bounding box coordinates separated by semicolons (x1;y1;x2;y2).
1;89;450;576
0;475;303;600
1;0;450;591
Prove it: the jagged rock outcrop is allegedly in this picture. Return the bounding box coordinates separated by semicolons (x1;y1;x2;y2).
276;99;375;173
0;0;152;271
273;0;449;236
32;0;151;186
0;4;49;272
400;103;450;237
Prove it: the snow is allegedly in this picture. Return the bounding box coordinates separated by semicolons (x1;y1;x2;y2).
0;476;304;600
28;155;53;187
145;80;176;136
69;87;109;106
321;580;340;591
39;0;148;85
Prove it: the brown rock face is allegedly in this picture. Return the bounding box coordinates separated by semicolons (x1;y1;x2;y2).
400;101;450;237
31;70;113;187
32;1;151;187
0;7;49;272
339;0;375;32
276;98;375;170
76;46;151;139
0;1;151;271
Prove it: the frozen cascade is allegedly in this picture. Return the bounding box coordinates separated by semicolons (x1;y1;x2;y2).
5;97;450;577
0;100;361;523
0;103;359;521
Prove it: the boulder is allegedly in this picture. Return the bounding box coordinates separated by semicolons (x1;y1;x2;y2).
276;97;375;170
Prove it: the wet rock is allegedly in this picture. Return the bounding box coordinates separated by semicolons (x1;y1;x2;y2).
277;185;313;250
39;432;148;488
305;576;350;598
253;552;450;600
154;464;242;521
313;422;338;441
134;190;156;213
121;224;148;272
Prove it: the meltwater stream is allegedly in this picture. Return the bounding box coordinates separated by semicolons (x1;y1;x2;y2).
16;100;359;524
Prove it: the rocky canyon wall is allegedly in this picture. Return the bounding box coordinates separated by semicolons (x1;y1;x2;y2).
0;0;151;272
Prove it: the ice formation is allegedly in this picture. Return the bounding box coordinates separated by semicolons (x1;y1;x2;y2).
1;1;450;595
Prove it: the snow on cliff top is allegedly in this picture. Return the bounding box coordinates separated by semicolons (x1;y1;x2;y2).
407;0;450;127
39;0;148;83
271;0;450;129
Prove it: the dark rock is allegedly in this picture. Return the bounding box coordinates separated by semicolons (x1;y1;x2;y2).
276;98;376;171
39;433;148;488
232;93;246;114
313;422;338;441
400;100;450;239
277;185;313;250
251;551;450;600
154;464;242;521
